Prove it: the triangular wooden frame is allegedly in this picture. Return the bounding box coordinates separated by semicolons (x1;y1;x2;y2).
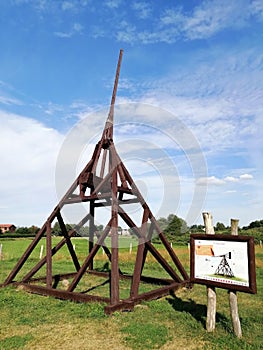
1;50;189;314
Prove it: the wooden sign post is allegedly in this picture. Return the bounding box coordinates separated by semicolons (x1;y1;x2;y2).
202;212;216;332
192;215;257;337
229;219;242;338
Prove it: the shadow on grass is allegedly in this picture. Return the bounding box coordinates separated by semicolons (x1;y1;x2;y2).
81;279;110;294
166;293;232;332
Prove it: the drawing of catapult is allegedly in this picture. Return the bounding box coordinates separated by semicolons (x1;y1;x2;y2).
213;252;235;278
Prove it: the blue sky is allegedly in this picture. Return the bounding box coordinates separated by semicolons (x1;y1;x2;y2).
0;0;262;228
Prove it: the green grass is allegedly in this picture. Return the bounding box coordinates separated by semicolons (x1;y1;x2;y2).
0;335;33;349
0;238;262;349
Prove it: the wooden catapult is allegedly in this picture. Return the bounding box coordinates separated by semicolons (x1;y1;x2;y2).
1;50;189;314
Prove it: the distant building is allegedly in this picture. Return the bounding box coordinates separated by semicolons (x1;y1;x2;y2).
121;229;131;236
108;229;131;236
0;224;16;234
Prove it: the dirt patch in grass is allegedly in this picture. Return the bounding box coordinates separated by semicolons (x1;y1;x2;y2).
160;339;206;350
24;321;128;350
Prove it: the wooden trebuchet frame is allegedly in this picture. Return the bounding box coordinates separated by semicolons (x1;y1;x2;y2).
1;50;190;314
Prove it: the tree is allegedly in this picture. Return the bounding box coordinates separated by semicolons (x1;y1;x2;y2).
215;222;226;232
95;224;104;232
180;218;188;234
164;214;188;241
157;217;168;231
247;220;263;229
51;222;76;236
16;227;30;235
78;226;89;237
28;225;40;235
52;222;93;237
190;224;204;233
52;222;61;236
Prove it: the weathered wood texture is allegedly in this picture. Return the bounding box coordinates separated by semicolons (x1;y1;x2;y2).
206;286;217;332
229;218;242;338
202;212;216;332
203;212;215;235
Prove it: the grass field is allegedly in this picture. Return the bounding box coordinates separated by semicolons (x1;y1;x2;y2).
0;237;262;350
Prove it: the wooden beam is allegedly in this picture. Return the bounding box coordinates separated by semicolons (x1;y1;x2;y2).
3;222;47;285
118;207;182;282
109;147;120;305
67;220;112;292
46;221;52;288
57;212;81;271
89;201;95;270
18;283;110;303
203;212;216;333
21;213;91;282
229;218;242;338
105;281;185;315
130;208;149;299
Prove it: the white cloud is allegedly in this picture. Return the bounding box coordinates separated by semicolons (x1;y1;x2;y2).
0;111;64;226
73;22;83;32
160;7;184;26
105;0;122;9
0;81;23;106
196;173;254;187
116;21;136;42
54;22;83;38
62;1;75;11
197;176;225;186
240;173;253;180
131;2;152;19
250;0;263;19
224;176;239;183
0;95;22;106
44;101;65;115
114;0;263;44
91;26;106;39
115;94;251;153
180;0;249;40
54;31;72;38
119;46;262;161
11;0;263;45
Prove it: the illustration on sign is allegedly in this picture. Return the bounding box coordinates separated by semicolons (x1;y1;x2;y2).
194;239;249;287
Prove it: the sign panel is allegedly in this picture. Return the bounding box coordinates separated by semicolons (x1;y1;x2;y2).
190;234;256;293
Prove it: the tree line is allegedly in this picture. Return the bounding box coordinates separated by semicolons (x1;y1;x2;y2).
1;216;262;244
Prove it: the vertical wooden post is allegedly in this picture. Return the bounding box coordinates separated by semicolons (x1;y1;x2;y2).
229;219;242;338
46;221;52;288
231;219;239;235
130;208;149;299
89;201;95;270
202;212;216;332
39;244;44;260
203;212;215;235
110;163;120;305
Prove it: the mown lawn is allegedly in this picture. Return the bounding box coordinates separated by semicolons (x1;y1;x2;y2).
0;237;262;350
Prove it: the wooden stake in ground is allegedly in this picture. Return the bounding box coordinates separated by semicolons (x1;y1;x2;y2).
202;212;216;332
229;219;242;338
39;245;44;260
